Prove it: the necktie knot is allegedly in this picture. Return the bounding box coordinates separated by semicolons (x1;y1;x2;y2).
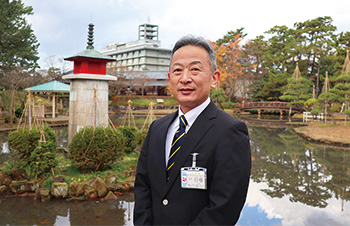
179;115;187;129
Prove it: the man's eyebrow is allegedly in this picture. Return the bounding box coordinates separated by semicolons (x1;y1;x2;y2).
171;62;183;67
189;61;203;66
171;60;204;68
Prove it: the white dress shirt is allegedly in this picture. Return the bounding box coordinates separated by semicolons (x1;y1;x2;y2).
165;97;211;166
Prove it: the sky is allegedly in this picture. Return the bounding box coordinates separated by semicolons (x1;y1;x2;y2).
21;0;350;69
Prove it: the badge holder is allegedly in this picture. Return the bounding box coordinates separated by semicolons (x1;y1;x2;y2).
181;153;207;190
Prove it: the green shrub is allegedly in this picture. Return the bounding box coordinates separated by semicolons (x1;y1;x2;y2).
4;116;17;124
30;139;58;178
116;126;140;153
134;128;148;152
222;102;235;109
8;126;56;168
69;127;125;171
15;107;23;118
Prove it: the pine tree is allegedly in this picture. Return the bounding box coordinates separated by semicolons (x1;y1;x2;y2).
280;63;312;115
0;0;39;76
329;50;350;123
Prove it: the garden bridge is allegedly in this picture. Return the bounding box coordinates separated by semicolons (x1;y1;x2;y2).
240;101;302;116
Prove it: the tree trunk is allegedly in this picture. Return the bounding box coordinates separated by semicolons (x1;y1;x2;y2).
331;113;336;125
316;57;322;97
9;89;15;125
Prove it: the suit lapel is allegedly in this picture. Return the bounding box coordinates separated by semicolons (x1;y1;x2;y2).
164;102;218;194
154;111;178;186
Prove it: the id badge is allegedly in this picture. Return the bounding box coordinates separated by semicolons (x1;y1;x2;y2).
181;153;207;190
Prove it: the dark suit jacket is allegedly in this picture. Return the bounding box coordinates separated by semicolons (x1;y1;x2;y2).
134;101;251;225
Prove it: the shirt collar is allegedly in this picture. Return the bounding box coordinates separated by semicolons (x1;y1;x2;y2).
178;97;211;129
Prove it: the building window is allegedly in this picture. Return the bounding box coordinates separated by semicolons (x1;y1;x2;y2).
159;51;170;56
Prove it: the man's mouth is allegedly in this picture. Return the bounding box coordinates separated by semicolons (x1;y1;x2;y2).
179;87;194;95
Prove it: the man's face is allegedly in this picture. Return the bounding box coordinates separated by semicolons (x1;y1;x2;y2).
168;45;220;113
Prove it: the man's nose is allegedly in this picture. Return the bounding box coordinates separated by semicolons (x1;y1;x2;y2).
180;69;191;83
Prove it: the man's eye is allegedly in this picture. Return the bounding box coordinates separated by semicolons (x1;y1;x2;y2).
173;69;182;74
191;68;200;73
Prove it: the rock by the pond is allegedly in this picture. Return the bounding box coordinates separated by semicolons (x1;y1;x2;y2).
125;176;135;190
103;190;118;200
0;185;8;194
51;182;68;198
105;173;119;189
88;177;107;198
35;188;50;200
11;168;28;181
70;183;87;197
9;180;39;194
51;176;65;183
9;180;28;193
114;182;130;192
85;186;98;199
0;173;12;186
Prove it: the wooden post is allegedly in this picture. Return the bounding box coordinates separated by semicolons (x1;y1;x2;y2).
280;110;283;120
93;88;97;129
28;89;32;129
52;93;56;119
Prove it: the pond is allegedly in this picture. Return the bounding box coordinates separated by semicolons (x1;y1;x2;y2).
0;116;349;225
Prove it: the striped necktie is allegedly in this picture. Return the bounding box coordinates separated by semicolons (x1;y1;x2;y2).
167;115;187;180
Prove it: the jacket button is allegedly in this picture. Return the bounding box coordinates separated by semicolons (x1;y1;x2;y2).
162;199;168;206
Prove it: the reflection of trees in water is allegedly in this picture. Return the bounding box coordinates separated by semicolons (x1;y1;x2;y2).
69;199;127;225
0;195;134;225
249;126;350;209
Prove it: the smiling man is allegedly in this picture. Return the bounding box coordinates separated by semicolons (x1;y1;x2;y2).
134;35;251;225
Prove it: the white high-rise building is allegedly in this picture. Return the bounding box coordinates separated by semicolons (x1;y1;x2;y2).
102;23;171;71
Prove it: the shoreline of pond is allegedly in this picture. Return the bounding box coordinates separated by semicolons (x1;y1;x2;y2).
1;114;350;148
292;122;350;148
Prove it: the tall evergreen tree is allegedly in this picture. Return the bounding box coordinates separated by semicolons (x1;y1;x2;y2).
280;63;312;115
294;17;337;96
329;50;350;122
242;35;268;100
0;0;39;77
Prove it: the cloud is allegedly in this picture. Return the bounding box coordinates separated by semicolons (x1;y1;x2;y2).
245;180;350;226
21;0;350;69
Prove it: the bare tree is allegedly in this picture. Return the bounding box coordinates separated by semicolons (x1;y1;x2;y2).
44;55;72;82
0;67;31;120
107;65;128;96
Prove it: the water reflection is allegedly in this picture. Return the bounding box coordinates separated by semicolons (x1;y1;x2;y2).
237;123;350;225
1;118;350;225
0;193;134;225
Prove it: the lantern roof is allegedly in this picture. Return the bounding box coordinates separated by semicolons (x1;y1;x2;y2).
64;48;114;62
64;23;114;62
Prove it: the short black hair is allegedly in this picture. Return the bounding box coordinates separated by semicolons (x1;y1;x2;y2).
171;35;217;72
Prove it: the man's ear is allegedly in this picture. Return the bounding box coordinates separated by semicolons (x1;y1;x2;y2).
210;70;220;89
168;72;171;80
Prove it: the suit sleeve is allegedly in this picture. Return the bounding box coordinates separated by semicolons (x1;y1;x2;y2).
191;120;251;225
133;124;153;225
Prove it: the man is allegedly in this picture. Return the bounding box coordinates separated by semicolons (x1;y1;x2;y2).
134;35;251;225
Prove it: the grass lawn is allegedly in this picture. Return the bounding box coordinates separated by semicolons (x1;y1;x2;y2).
294;121;350;145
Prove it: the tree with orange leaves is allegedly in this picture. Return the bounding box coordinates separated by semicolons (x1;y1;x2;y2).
212;29;245;102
